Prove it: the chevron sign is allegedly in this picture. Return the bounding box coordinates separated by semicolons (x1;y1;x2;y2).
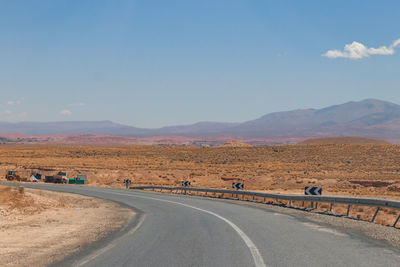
232;183;244;190
182;181;191;187
305;186;322;195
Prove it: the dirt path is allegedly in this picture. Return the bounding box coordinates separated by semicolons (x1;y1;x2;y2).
0;186;134;266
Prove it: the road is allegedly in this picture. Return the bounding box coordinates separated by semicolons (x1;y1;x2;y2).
12;184;400;267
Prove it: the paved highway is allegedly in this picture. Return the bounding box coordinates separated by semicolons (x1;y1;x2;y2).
14;184;400;266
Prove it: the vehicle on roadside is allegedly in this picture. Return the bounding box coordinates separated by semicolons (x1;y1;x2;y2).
44;175;55;183
5;170;27;182
54;172;68;184
45;172;68;184
69;174;87;184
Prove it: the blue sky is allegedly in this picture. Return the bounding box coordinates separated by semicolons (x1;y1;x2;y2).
0;0;399;128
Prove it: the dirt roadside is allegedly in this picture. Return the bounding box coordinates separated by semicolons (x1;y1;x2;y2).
0;185;134;267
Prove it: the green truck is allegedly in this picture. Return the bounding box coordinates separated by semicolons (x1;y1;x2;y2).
69;174;87;184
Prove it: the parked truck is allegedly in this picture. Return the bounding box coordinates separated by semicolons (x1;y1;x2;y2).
69;174;87;184
5;170;27;181
53;172;68;184
44;175;54;183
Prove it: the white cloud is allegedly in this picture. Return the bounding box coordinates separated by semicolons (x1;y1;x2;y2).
323;38;400;60
60;109;72;115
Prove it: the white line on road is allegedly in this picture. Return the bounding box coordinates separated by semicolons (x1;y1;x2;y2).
107;190;267;267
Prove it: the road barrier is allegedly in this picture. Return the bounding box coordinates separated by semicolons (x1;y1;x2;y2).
130;186;400;228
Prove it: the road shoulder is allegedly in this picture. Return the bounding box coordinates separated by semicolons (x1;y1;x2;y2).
0;186;134;266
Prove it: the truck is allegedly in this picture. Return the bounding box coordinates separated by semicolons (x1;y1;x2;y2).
5;170;27;181
69;174;87;184
44;175;54;183
53;172;68;184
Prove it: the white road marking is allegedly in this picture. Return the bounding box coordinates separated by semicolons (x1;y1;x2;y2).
106;190;267;267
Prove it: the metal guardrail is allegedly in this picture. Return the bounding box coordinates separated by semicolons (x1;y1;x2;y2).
130;186;400;227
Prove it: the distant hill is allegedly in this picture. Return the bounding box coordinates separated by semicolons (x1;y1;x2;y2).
222;99;400;138
300;137;390;145
1;99;400;142
0;120;150;136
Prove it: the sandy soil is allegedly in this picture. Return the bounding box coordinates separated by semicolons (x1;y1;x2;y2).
0;185;134;267
0;143;399;227
1;144;399;197
300;136;390;145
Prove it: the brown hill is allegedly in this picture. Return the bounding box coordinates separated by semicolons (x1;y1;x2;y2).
300;136;390;145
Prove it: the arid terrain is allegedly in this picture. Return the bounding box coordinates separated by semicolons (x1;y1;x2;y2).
1;142;399;199
0;141;399;236
300;136;391;145
0;185;133;266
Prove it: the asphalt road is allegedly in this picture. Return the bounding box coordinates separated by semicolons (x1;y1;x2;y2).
11;184;400;267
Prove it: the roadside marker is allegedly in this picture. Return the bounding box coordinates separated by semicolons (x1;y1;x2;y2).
182;181;190;187
232;183;244;190
305;186;322;195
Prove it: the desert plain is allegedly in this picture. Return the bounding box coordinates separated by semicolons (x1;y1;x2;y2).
0;142;399;197
1;141;400;226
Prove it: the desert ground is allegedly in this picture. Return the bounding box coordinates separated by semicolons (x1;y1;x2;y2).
0;142;399;198
1;142;400;226
0;185;133;266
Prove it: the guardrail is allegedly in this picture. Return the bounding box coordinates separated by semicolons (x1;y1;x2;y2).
130;186;400;228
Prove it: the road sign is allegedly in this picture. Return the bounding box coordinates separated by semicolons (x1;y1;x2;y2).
124;179;132;188
305;186;322;195
182;181;191;187
232;183;244;190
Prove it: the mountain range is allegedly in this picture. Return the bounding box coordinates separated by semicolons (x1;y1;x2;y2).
1;99;400;141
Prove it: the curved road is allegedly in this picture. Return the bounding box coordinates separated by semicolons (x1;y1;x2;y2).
14;184;400;267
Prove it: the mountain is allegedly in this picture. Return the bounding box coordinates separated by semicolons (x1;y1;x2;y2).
222;99;400;138
0;121;149;136
1;99;400;140
155;122;240;136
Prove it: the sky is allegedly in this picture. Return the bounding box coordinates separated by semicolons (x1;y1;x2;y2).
0;0;399;128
